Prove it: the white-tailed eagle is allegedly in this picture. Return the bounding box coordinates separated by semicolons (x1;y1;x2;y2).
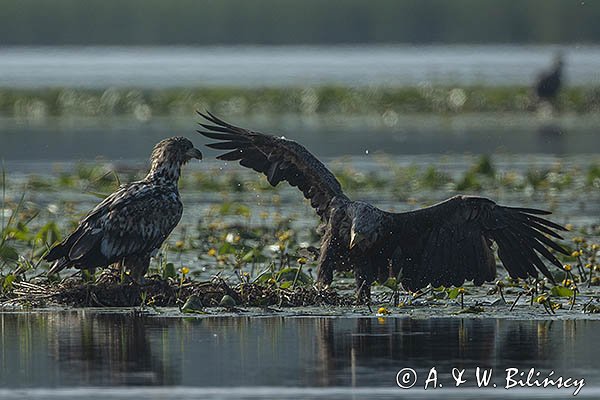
197;112;568;299
44;137;202;281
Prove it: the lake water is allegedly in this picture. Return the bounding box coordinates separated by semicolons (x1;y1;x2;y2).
0;311;597;399
2;113;599;163
1;45;599;88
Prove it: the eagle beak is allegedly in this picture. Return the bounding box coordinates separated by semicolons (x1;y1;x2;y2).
186;147;203;160
349;229;363;249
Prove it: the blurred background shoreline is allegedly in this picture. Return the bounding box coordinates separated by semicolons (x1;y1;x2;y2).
0;0;597;197
2;44;599;88
1;44;598;163
2;0;599;163
1;0;599;46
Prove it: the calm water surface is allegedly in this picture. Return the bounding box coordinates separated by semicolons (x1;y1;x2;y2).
1;45;599;88
0;312;598;399
1;113;599;162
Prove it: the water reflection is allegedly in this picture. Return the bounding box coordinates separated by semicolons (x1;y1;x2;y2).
312;317;586;389
0;311;598;396
0;312;176;387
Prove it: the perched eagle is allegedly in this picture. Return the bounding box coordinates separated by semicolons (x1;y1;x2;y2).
44;137;203;281
197;112;568;299
535;53;564;104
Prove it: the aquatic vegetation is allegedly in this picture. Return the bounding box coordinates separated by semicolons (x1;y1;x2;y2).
0;155;597;313
2;86;600;119
455;155;495;191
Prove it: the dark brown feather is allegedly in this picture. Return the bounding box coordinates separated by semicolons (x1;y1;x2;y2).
197;111;348;220
197;113;569;297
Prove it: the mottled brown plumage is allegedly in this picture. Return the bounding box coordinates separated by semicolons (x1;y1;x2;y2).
198;112;569;299
44;137;202;281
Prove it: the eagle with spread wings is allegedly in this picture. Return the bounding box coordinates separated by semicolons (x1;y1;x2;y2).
44;137;203;281
197;112;568;299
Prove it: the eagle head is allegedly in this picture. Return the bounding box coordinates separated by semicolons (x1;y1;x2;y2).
147;137;202;183
348;201;381;250
151;137;203;165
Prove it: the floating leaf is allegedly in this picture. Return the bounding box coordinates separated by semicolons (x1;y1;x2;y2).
457;305;484;314
219;294;237;307
276;267;312;285
279;281;293;289
181;295;204;313
255;270;275;284
551;286;574;298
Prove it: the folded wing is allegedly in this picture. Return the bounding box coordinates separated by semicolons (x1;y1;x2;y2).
45;183;182;273
197;111;348;220
388;195;568;291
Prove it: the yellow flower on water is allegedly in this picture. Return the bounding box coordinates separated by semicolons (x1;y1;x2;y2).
175;240;185;249
571;251;581;257
592;244;600;251
278;231;292;242
377;307;390;315
535;295;548;304
180;266;190;275
566;224;574;231
297;257;308;265
564;264;572;271
208;248;217;257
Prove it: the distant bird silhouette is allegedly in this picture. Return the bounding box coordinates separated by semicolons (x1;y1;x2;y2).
198;112;569;300
44;137;202;281
535;53;564;105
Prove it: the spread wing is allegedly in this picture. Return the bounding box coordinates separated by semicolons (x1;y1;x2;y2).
387;195;568;291
45;182;183;272
197;111;348;220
